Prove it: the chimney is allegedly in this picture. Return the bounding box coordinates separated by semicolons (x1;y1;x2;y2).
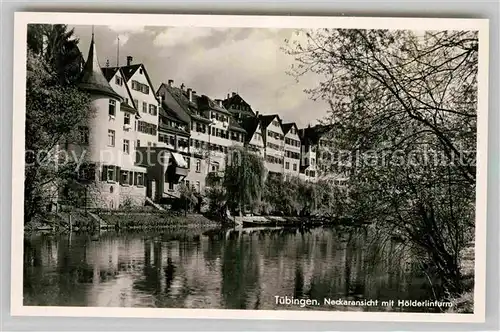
232;92;237;97
168;79;174;87
180;83;185;91
126;56;133;66
215;99;223;107
187;88;193;102
192;90;196;95
256;111;259;117
227;93;230;99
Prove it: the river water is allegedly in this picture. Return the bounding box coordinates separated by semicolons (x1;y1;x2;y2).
23;227;442;312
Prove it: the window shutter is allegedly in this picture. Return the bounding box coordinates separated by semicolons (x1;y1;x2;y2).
115;166;120;182
129;171;134;185
101;165;107;181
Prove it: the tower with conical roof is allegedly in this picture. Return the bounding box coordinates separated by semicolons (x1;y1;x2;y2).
78;33;123;101
76;32;141;209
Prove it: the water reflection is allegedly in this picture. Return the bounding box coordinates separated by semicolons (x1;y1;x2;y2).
24;227;438;312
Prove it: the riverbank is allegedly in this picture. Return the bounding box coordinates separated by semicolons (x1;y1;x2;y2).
24;209;221;235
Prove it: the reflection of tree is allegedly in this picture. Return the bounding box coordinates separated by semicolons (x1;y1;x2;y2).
293;263;304;298
134;241;163;295
164;257;175;294
221;237;260;309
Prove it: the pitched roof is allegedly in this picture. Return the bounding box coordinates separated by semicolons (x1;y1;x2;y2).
78;35;122;101
281;122;298;135
299;124;337;145
101;67;119;81
239;116;260;142
222;93;255;118
258;114;280;129
197;95;231;116
157;83;195;123
120;102;136;114
120;64;142;82
228;118;246;134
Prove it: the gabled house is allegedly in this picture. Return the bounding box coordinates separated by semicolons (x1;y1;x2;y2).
117;56;161;149
239;116;264;156
281;122;301;177
222;92;256;121
259;114;285;174
299;123;347;185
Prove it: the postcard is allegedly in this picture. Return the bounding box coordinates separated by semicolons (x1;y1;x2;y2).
11;12;489;323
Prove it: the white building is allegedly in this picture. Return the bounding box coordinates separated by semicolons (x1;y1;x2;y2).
74;35;147;208
281;122;301;179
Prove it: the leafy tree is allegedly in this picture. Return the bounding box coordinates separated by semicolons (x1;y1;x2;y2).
24;25;92;224
284;29;478;296
178;183;198;216
27;24;83;84
223;147;265;215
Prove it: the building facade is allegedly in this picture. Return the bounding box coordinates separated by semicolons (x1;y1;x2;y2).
70;35;345;209
281;122;301;179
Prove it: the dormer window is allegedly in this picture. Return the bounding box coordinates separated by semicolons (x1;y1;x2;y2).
115;76;123;86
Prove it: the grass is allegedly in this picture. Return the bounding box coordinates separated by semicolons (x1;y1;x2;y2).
97;211;220;230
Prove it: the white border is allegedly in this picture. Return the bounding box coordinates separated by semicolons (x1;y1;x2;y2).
11;12;489;323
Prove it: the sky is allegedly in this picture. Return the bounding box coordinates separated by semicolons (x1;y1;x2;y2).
71;25;328;128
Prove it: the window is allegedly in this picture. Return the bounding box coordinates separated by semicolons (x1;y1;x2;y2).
168;182;174;191
196;181;201;192
137;121;157;136
108;130;115;147
305;170;309;176
135;172;144;186
78;126;89;144
108;100;116;117
293;163;297;171
137;139;140;147
304;157;308;165
185;180;190;187
120;170;129;185
311;158;315;166
131;80;150;94
285;162;290;170
195;159;201;172
142;102;147;113
149;104;157;116
115;76;123;86
123;139;130;154
124;113;131;125
103;165;115;182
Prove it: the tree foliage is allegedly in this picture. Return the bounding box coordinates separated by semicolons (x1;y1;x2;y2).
223;147;266;213
24;24;93;224
283;29;478;296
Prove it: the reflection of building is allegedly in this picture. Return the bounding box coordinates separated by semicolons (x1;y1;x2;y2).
70;34;346;209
